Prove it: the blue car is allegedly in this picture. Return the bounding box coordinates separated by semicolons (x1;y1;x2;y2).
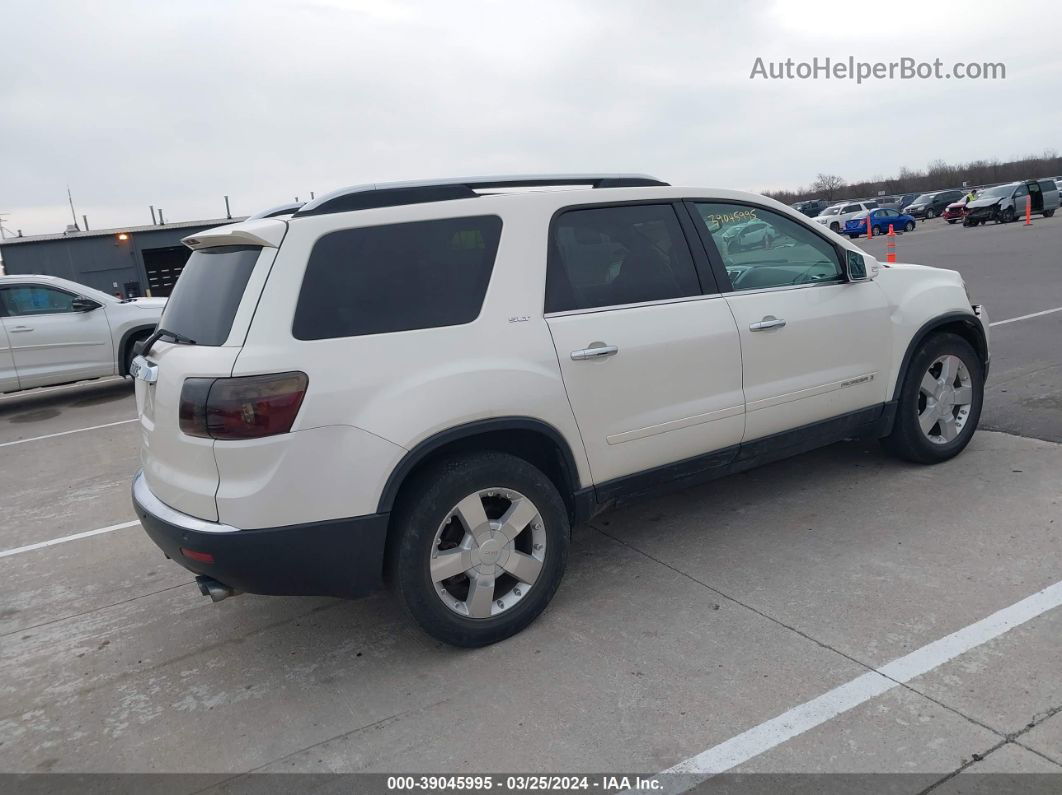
843;208;917;238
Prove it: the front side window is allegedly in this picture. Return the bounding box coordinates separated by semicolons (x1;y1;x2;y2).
545;204;700;313
692;203;844;292
294;215;501;340
0;285;76;316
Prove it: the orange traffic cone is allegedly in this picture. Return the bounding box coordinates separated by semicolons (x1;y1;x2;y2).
1024;200;1033;226
886;224;897;263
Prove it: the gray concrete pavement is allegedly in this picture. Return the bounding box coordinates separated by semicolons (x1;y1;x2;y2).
2;430;1060;784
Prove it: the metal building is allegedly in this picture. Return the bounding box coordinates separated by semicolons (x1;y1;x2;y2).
0;217;244;298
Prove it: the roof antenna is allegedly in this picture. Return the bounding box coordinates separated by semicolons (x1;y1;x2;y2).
67;186;80;231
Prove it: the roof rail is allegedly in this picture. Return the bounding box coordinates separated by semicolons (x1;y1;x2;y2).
246;201;306;220
292;174;668;218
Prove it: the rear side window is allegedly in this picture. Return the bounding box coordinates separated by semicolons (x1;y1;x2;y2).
293;215;501;340
546;204;700;313
159;245;261;346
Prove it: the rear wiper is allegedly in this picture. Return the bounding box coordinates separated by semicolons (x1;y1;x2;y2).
137;328;197;357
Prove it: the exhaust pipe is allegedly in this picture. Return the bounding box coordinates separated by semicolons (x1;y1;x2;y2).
196;575;241;603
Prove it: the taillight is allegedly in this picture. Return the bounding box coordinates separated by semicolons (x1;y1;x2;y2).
179;372;308;440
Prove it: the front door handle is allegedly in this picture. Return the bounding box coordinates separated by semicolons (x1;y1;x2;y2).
749;316;786;332
571;342;619;361
9;326;33;333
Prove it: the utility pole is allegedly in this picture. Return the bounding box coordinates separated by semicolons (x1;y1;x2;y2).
67;186;80;230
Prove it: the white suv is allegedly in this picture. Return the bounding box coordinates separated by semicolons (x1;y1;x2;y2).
814;200;879;233
1;275;164;393
130;174;989;647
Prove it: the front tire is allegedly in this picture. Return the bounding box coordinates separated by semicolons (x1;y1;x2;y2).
925;207;938;219
392;452;570;647
904;221;916;232
881;333;983;464
830;222;840;232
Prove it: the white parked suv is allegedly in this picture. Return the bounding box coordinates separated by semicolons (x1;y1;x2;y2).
813;200;880;233
1;275;164;393
130;175;989;647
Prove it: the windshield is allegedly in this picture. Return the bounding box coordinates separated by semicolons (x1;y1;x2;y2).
157;245;262;346
820;206;842;215
978;184;1014;199
911;194;934;204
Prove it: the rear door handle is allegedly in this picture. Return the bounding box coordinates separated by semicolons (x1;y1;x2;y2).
9;326;33;333
571;343;618;361
749;316;786;331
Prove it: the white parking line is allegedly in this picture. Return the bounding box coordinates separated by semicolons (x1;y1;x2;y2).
647;578;1062;794
990;306;1062;327
0;418;138;448
0;520;141;559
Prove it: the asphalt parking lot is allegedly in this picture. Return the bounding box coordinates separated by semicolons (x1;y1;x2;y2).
1;216;1060;791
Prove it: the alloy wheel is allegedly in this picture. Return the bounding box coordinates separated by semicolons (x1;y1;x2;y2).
430;488;547;618
917;354;974;445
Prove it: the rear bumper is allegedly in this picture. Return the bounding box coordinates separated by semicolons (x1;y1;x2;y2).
132;471;388;599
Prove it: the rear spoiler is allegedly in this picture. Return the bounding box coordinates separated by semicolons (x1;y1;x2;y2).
182;218;287;250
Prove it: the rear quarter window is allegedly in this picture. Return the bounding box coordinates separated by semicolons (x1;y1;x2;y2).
293;215;502;340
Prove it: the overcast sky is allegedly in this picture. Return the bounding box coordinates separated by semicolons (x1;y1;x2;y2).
2;0;1060;237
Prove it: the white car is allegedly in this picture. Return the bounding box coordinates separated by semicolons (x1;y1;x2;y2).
1;275;164;393
130;174;989;647
813;200;879;233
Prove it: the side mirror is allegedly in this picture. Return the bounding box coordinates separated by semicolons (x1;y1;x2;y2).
845;250;869;282
72;296;102;312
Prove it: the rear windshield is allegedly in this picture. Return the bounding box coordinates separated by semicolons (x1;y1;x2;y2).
158;245;261;346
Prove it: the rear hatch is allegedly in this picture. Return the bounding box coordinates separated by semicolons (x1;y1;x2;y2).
135;222;285;520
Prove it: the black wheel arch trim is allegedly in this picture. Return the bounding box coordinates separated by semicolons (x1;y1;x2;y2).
377;417;588;517
118;324;157;375
891;311;988;401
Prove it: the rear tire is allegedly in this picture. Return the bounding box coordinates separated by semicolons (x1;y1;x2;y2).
1043;209;1055;218
881;333;983;464
392;452;570;647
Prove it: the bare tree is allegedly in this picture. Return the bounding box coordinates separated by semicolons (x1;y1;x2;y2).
765;151;1062;206
812;173;847;201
